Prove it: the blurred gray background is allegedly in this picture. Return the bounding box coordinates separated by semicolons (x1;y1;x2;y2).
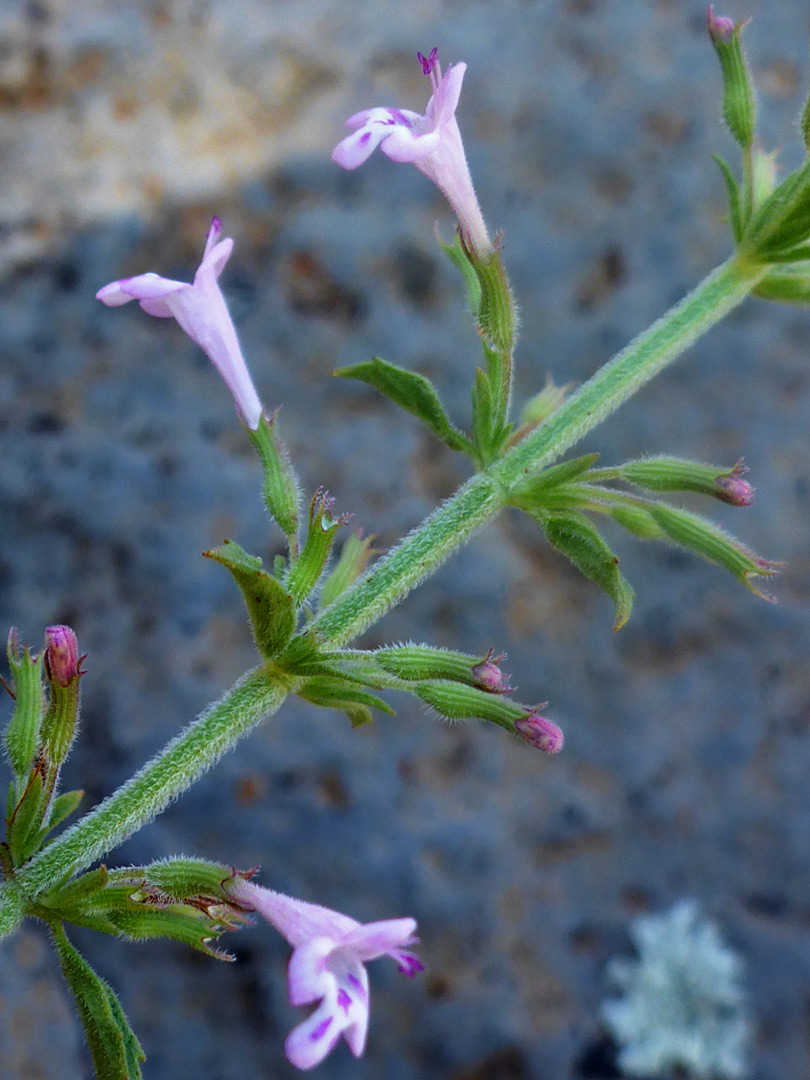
1;0;810;1077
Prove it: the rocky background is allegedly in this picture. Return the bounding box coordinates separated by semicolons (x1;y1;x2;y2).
1;1;810;1077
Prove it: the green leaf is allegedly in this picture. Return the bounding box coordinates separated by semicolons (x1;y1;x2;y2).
333;357;472;453
753;267;810;305
299;677;396;723
541;512;635;630
471;367;496;462
748;158;810;257
318;532;377;610
47;789;84;831
7;764;47;865
4;634;44;783
712;155;744;243
204;541;296;660
51;922;144;1080
510;453;601;501
436;229;482;312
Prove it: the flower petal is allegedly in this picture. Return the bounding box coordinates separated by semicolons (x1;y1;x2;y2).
285;1001;343;1071
380;126;441;164
434;63;465;126
342;917;418;961
167;283;263;429
197;236;233;282
332;125;388;169
202;216;223;260
287;937;337;1007
235;883;359;948
96;272;188;308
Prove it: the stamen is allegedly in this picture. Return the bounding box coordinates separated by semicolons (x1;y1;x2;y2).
416;47;438;75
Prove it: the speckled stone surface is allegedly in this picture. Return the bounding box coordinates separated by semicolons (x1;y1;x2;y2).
2;1;810;1078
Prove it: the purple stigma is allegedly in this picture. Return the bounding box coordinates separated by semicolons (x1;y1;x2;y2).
417;47;438;75
310;1016;333;1042
337;988;352;1014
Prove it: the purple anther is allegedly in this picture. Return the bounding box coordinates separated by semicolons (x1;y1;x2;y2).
417;47;438;75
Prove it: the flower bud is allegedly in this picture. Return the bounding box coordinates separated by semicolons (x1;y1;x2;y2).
706;5;735;43
45;625;79;687
514;712;564;754
714;462;754;506
471;650;513;693
706;5;755;150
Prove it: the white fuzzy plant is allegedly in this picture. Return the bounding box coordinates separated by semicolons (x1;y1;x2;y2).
601;901;750;1079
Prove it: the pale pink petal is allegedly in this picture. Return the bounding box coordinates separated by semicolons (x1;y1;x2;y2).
202;216;222;259
287;937;337;1006
380;126;441;164
197;236;233;281
164;282;263;430
233;882;358;947
434;63;465;125
332;125;389;169
96;273;188;307
342;918;418;961
285;1001;343;1071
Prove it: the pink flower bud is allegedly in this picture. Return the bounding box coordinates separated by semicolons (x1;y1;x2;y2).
471;649;513;693
715;461;754;507
515;711;564;754
706;5;735;43
45;625;79;687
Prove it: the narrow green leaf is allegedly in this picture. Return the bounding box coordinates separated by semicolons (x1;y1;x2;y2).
511;453;601;500
748;158;810;257
541;512;635;630
51;922;144;1080
318;531;377;610
299;677;396;717
436;229;482;312
4;637;44;783
753;268;810;305
712;155;744;243
204;541;296;659
47;789;84;831
333;357;472;453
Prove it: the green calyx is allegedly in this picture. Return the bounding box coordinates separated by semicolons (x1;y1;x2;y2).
285;489;349;607
246;412;301;551
708;14;756;151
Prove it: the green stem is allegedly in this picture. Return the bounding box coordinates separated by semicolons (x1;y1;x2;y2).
0;256;764;929
7;670;289;907
312;256;765;647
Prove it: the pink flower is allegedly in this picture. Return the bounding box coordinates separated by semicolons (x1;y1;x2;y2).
96;218;263;430
233;880;422;1070
332;48;493;258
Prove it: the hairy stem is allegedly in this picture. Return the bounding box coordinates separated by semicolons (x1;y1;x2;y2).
8;670;289;907
0;256;764;929
312;257;764;646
